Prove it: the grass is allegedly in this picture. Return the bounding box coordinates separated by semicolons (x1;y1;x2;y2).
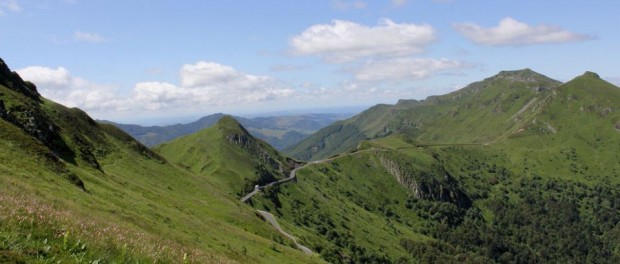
0;75;324;263
154;116;297;197
4;59;620;263
255;71;620;262
285;69;562;161
252;150;435;262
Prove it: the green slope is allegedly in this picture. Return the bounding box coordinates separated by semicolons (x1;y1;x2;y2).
258;70;620;263
259;135;620;263
285;69;561;161
154;115;299;198
0;58;323;263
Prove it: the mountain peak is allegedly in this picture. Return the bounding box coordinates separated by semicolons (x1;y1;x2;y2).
217;115;242;128
492;68;554;83
563;70;617;90
216;115;252;138
580;71;601;79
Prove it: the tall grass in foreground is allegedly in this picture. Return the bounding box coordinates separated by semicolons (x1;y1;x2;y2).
0;192;235;263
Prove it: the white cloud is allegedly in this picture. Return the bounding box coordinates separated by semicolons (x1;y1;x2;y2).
74;31;106;43
453;17;591;46
331;0;366;10
17;61;295;115
16;66;72;87
392;0;407;7
16;66;124;111
354;58;465;82
0;0;21;15
290;19;436;63
179;61;272;89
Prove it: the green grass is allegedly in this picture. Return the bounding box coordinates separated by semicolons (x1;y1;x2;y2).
286;69;561;161
0;74;324;263
154;116;298;197
4;58;620;263
253;151;432;263
263;71;620;263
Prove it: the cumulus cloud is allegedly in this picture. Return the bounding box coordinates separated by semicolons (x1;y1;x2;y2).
0;0;21;15
453;17;592;46
17;61;295;115
17;66;123;111
290;19;436;63
74;31;106;43
16;66;72;87
354;58;465;82
132;63;294;111
331;0;366;10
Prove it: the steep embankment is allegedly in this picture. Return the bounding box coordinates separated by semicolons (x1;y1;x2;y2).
0;58;323;263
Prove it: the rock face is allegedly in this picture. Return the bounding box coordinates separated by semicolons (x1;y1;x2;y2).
380;157;472;208
0;60;76;164
224;130;283;172
0;58;87;190
0;58;40;100
218;116;296;188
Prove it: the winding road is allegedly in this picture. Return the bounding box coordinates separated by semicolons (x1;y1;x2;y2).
257;210;314;255
240;158;334;255
241;144;483;255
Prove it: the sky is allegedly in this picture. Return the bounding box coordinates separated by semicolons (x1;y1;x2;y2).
1;0;619;125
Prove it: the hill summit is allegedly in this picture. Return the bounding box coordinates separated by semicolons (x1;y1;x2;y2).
155;115;298;197
284;68;619;161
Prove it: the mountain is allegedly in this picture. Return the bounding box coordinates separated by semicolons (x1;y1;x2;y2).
107;113;349;150
154;116;299;197
285;69;562;161
252;70;620;263
0;58;324;263
5;53;620;264
103;113;226;147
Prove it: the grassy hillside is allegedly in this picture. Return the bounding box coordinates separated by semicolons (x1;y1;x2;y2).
254;71;620;263
0;58;324;263
5;51;620;263
154;116;299;198
285;69;562;161
258;136;620;263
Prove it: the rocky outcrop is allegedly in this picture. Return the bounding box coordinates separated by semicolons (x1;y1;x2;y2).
225;131;283;172
0;58;40;100
218;116;296;189
380;157;472;208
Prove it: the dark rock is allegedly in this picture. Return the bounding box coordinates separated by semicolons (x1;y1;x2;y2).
380;157;472;208
0;58;41;100
0;100;5;118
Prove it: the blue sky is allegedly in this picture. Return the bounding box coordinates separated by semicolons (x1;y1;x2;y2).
1;0;619;124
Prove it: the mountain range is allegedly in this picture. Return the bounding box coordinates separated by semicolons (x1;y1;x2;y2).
2;56;620;263
105;112;351;150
